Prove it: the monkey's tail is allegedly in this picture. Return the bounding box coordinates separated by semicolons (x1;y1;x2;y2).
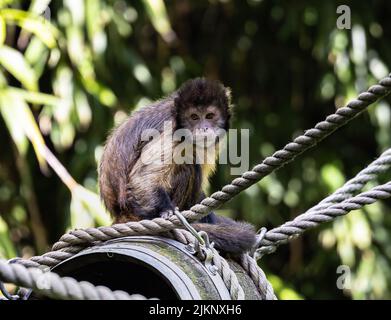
191;221;256;255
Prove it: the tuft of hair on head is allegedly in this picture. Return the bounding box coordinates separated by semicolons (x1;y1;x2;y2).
174;77;231;113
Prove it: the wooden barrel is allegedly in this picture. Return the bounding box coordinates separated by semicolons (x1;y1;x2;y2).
31;236;262;300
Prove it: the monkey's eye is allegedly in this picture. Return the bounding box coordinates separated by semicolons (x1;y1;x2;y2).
205;113;215;120
190;114;199;120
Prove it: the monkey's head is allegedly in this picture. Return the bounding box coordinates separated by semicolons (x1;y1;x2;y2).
174;78;231;147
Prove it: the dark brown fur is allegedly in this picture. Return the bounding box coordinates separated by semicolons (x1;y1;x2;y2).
99;78;256;254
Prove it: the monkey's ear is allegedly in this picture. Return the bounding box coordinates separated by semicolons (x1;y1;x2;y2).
225;87;232;103
174;94;179;105
225;87;233;110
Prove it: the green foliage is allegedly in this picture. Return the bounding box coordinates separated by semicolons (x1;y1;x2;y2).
0;215;16;259
0;0;391;299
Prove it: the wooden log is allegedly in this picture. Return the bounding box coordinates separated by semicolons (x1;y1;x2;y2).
28;236;261;300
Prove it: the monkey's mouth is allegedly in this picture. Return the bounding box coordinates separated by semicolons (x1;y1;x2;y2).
193;132;219;148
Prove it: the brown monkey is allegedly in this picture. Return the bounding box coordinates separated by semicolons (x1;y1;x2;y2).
99;78;256;254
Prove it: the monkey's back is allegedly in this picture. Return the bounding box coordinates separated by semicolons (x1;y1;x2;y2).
99;98;175;220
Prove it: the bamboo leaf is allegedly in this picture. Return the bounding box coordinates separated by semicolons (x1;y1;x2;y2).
0;15;5;45
0;0;13;9
28;0;52;16
0;89;47;169
86;0;107;54
8;87;61;106
24;36;49;77
0;67;6;86
13;91;48;170
0;215;16;259
70;191;94;229
0;45;38;91
74;88;91;128
0;8;58;48
71;185;111;228
0;90;29;155
142;0;176;43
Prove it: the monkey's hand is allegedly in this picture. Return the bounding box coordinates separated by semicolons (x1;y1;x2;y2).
160;207;178;219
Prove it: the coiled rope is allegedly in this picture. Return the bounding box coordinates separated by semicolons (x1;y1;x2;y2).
170;228;276;300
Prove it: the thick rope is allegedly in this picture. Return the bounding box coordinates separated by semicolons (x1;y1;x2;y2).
308;148;391;213
46;74;391;252
256;181;391;257
239;254;276;300
170;229;275;300
0;259;148;300
170;229;247;300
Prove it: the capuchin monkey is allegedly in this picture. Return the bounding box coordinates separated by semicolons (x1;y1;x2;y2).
99;78;256;254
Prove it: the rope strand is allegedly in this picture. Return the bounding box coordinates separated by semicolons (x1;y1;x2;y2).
256;181;391;257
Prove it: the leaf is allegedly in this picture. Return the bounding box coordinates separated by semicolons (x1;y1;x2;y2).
0;215;16;259
71;185;111;228
24;36;49;77
0;69;6;86
86;0;107;54
64;0;85;26
0;0;13;9
0;14;5;45
268;274;304;300
28;0;52;16
76;59;117;107
0;90;29;155
0;45;38;91
74;88;91;128
7;87;61;106
0;89;47;170
0;8;58;48
70;191;95;229
321;163;345;192
142;0;176;43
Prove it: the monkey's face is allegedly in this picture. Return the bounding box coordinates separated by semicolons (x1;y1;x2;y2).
180;105;227;148
174;78;231;148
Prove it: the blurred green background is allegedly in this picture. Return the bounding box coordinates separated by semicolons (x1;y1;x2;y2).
1;0;391;299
